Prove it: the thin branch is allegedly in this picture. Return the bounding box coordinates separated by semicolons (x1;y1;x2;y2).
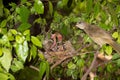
81;51;99;80
29;65;39;72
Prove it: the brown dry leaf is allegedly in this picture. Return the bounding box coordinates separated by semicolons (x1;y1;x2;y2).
89;72;96;80
97;52;112;61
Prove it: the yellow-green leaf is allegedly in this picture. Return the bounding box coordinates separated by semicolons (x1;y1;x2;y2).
34;0;44;14
0;48;12;72
105;46;112;55
31;36;42;48
112;32;118;39
0;48;3;56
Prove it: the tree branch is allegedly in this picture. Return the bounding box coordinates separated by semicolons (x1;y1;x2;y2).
81;51;99;80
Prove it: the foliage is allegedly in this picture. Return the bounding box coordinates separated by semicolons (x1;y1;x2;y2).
0;0;120;80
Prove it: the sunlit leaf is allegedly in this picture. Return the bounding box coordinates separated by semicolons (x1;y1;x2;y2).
34;0;44;14
68;62;76;69
23;30;30;41
105;46;112;55
39;61;47;80
15;35;25;44
0;72;15;80
10;29;17;35
11;58;24;72
0;48;12;72
6;73;15;80
7;32;14;41
38;52;45;60
31;36;42;48
23;30;30;36
0;35;11;47
0;48;2;56
15;40;28;62
30;45;37;59
117;35;120;43
112;32;118;39
0;72;9;80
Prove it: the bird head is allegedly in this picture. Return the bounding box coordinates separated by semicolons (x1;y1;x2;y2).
76;22;87;29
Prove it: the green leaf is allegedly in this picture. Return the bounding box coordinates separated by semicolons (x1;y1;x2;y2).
68;62;76;69
30;45;37;59
17;23;31;32
86;0;93;14
34;0;44;14
76;59;85;68
6;73;15;80
39;61;47;80
21;0;27;4
15;41;29;62
0;72;15;80
31;36;42;48
48;1;53;16
94;2;100;17
15;7;20;14
66;69;73;76
0;48;2;56
23;30;30;41
11;58;24;72
0;35;8;45
0;0;3;17
0;72;9;80
106;64;112;72
112;54;120;60
23;30;30;36
20;6;30;23
10;29;17;35
9;3;17;10
0;20;7;28
105;46;112;55
38;52;45;60
0;48;12;72
116;5;120;13
4;8;10;18
0;35;11;47
116;59;120;67
117;35;120;43
62;0;68;6
15;35;25;44
45;61;49;80
112;32;118;39
7;32;14;41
